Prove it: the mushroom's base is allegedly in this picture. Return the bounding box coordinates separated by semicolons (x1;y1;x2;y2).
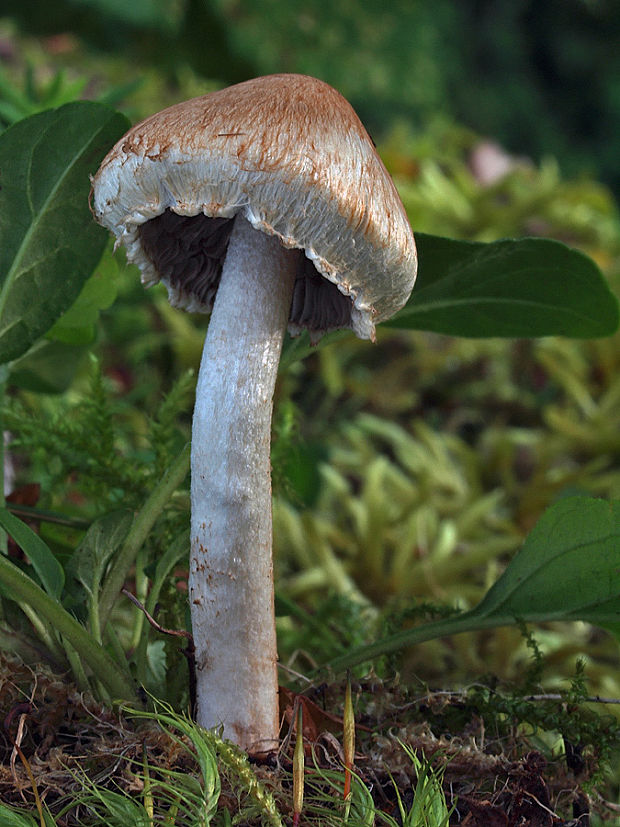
189;216;297;753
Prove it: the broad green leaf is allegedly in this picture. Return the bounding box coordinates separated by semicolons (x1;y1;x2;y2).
471;496;620;624
385;234;619;338
48;246;120;346
324;496;620;673
0;102;130;364
0;508;64;599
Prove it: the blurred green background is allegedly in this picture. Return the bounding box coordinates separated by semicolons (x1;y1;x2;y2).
1;0;619;707
2;0;620;193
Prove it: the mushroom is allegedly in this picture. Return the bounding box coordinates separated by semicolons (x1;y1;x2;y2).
91;74;417;754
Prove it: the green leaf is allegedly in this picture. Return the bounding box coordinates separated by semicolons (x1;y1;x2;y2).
0;803;40;826
98;443;191;627
0;551;135;700
9;340;87;393
0;508;64;599
324;496;620;673
47;246;120;345
385;234;619;338
472;496;620;625
146;529;190;612
70;510;133;597
0;101;130;364
128;702;221;816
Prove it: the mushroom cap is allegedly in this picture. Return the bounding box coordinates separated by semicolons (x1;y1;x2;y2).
91;74;416;340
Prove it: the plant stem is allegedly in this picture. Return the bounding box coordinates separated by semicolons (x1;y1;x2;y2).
0;365;9;557
64;639;93;695
189;217;297;752
130;545;148;651
19;601;66;664
323;610;510;674
98;442;190;629
0;552;135;699
105;620;130;670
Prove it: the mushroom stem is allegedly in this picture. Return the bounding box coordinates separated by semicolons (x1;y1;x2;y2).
189;215;297;752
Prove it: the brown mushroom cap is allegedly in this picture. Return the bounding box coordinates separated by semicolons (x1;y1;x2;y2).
91;73;416;340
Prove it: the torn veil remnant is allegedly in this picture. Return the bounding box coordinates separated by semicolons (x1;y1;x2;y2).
91;73;417;754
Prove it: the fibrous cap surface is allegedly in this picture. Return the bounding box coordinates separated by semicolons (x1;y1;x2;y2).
91;73;417;339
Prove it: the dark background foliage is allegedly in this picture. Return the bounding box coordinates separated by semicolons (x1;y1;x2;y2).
2;0;619;192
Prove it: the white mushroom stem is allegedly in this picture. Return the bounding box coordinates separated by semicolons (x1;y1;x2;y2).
189;215;297;752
